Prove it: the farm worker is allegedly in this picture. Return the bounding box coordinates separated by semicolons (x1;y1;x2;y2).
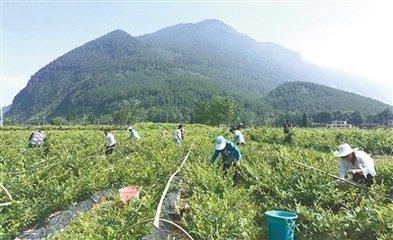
178;123;186;140
230;125;245;146
104;130;116;155
210;136;242;182
173;124;185;144
334;143;376;186
283;120;292;134
127;126;140;140
28;130;46;147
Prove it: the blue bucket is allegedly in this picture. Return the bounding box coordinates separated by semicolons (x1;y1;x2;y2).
265;210;298;240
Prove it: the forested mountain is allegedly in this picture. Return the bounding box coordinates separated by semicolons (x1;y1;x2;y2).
266;82;390;115
6;19;391;123
1;105;11;115
139;19;391;103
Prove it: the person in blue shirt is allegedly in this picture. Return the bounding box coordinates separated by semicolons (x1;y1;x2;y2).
210;135;242;183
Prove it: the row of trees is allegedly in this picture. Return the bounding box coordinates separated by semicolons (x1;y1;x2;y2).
274;108;393;127
4;96;392;128
39;97;239;127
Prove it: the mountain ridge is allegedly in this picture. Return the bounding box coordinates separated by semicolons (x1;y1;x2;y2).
6;19;391;123
266;81;390;115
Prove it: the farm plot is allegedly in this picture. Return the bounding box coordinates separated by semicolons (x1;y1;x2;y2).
1;125;392;239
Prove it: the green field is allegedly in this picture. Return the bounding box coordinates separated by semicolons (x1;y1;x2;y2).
1;124;393;239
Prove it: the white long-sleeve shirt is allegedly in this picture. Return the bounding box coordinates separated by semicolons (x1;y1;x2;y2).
130;129;140;140
173;129;182;143
105;133;116;147
234;130;245;144
339;150;376;179
30;132;45;146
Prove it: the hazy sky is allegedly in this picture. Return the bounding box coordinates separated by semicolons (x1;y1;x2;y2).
1;0;393;107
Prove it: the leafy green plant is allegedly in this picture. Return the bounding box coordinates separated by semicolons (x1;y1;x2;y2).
1;124;392;240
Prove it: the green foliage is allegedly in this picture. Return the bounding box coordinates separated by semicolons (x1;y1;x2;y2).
301;113;312;127
1;124;392;240
0;123;190;239
209;97;238;126
348;111;366;126
86;112;96;125
111;99;144;124
267;82;389;116
376;108;393;124
3;117;14;126
312;111;332;123
50;117;66;126
192;97;238;126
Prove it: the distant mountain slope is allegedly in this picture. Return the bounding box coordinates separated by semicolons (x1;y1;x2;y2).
138;19;304;93
1;105;11;115
6;19;391;122
139;19;391;104
266;82;389;115
7;28;269;122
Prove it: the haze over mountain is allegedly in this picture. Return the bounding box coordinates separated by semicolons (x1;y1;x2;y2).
139;19;391;103
6;19;391;123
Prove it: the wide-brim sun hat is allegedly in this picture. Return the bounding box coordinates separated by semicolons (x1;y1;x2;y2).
333;143;358;157
215;135;227;151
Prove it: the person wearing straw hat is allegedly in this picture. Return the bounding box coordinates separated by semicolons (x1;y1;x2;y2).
334;143;376;186
104;130;116;155
210;135;242;182
127;126;140;140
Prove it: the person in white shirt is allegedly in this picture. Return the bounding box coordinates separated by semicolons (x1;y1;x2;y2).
234;129;245;145
333;143;376;186
230;126;245;146
28;130;46;148
173;124;184;144
104;130;116;155
127;127;140;140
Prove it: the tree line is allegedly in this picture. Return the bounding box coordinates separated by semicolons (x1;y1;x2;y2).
4;97;392;128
